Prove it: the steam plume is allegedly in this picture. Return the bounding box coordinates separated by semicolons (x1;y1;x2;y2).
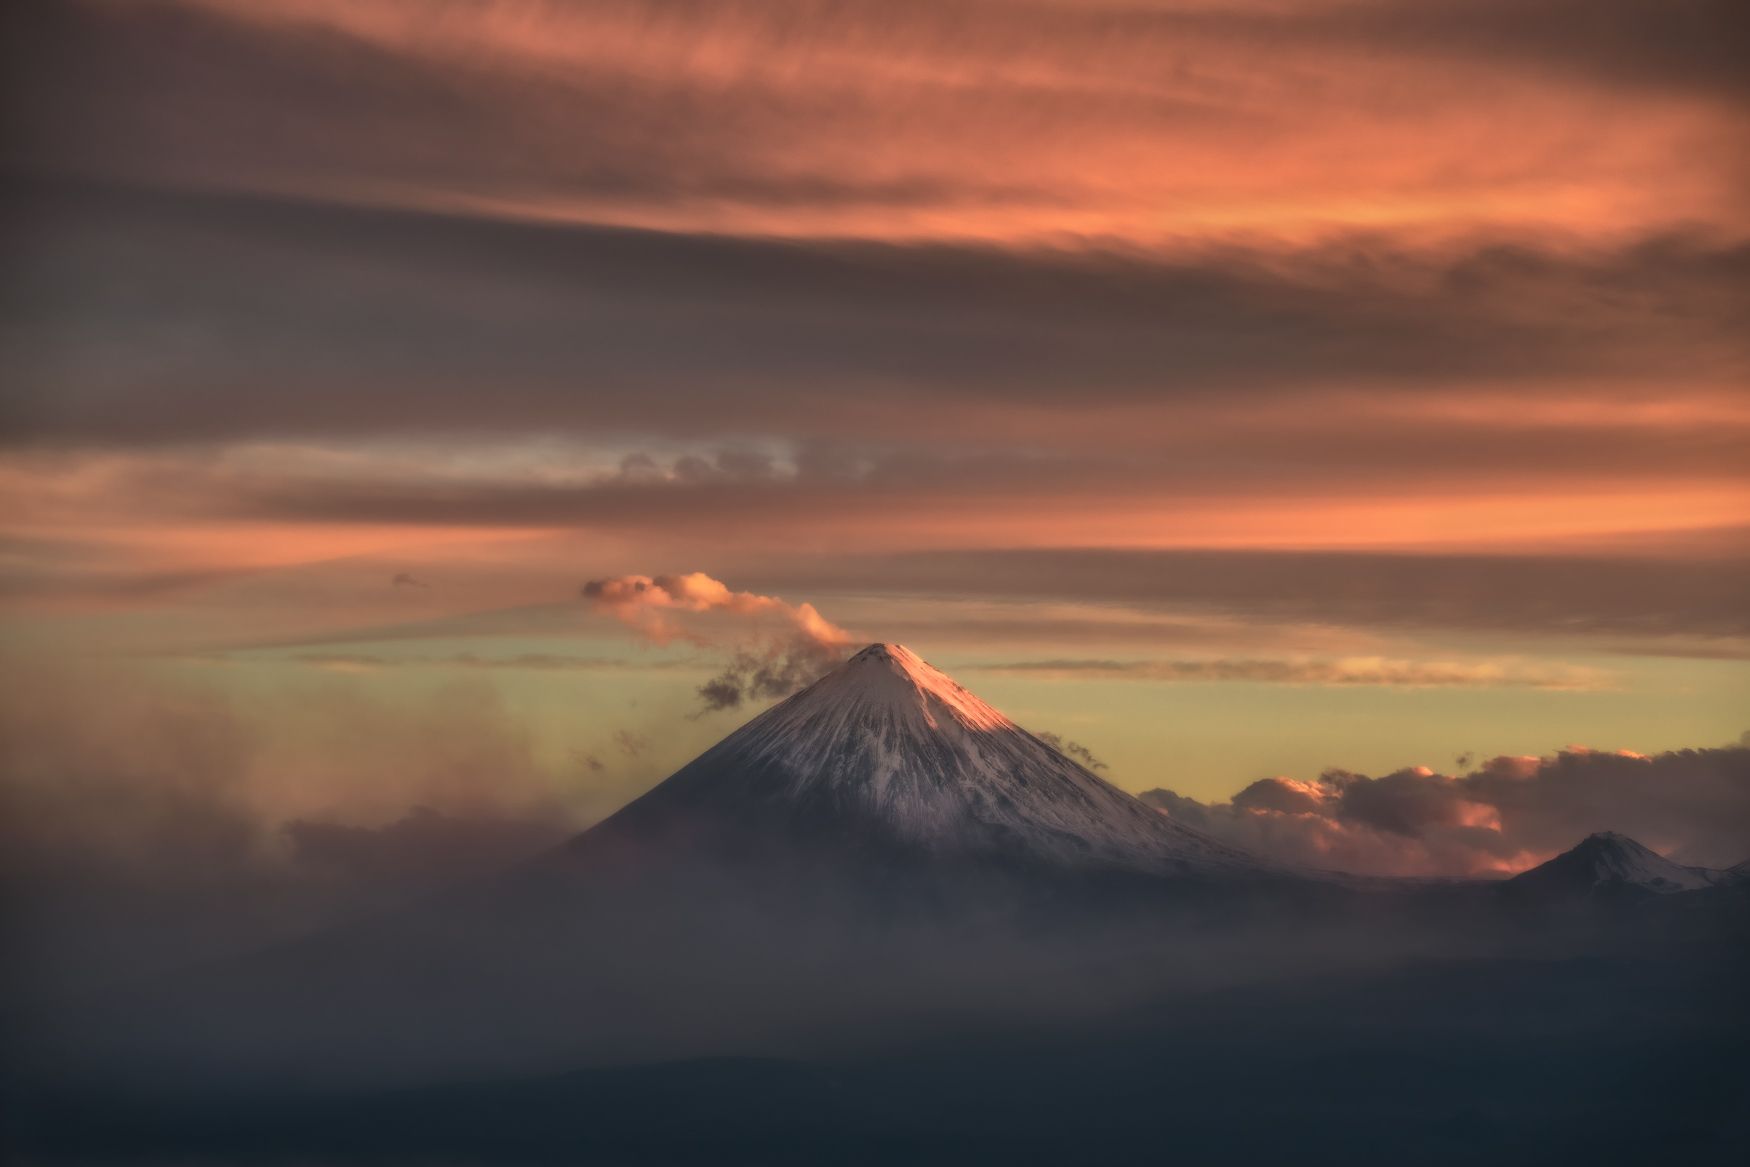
582;572;856;712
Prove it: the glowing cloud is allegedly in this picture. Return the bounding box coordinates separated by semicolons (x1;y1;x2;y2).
582;571;852;650
1142;744;1750;877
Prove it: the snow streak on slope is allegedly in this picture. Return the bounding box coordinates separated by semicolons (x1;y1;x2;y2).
591;644;1257;875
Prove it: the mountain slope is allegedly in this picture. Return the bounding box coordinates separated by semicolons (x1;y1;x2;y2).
572;644;1255;876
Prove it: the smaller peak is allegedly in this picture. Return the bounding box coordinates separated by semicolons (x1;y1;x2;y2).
1511;829;1716;895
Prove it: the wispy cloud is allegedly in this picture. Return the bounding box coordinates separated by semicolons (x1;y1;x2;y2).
189;651;658;674
973;656;1613;691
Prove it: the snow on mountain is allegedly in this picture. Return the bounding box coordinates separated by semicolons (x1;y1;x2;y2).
579;643;1258;876
1507;831;1730;897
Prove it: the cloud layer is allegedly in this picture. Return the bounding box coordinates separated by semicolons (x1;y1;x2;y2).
3;3;1745;654
9;0;1746;241
6;180;1746;452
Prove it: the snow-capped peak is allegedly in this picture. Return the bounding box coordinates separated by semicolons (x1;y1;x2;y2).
586;643;1259;876
790;642;1013;733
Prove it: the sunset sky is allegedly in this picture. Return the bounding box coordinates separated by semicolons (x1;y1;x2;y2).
3;1;1747;880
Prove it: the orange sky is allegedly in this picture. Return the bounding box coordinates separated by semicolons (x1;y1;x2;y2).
2;0;1746;837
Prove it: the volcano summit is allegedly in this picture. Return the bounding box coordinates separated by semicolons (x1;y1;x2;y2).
577;643;1254;876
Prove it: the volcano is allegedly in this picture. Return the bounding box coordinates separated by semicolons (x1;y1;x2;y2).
570;644;1254;877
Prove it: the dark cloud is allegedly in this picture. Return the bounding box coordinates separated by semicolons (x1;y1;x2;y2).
1312;0;1750;103
1141;745;1750;876
694;645;840;714
1331;767;1474;837
3;179;1744;448
1;0;1091;219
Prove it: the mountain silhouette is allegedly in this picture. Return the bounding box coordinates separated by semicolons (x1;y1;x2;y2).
1505;831;1731;899
33;651;1737;1098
